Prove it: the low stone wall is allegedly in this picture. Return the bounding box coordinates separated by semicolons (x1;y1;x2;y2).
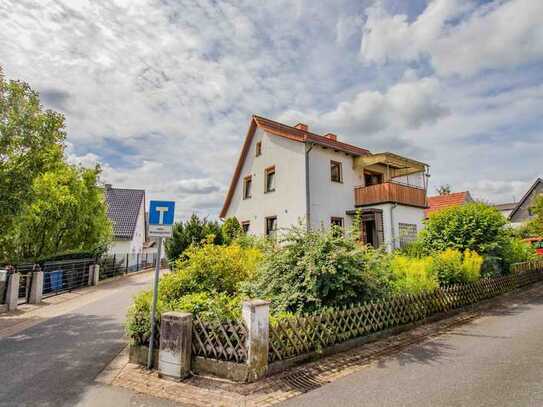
129;344;159;369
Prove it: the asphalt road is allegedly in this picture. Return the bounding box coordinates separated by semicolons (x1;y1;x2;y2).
0;272;176;407
281;290;543;407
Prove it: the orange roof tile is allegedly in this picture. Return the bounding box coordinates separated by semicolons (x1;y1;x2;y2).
425;191;473;217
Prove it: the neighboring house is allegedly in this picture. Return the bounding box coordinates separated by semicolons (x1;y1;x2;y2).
220;115;430;250
425;191;474;218
493;202;518;219
507;178;543;227
104;185;146;255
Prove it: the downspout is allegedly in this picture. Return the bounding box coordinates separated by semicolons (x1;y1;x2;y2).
390;202;398;251
305;143;314;231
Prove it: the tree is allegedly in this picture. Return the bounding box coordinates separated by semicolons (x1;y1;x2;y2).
11;164;112;260
419;203;507;255
164;214;223;261
0;67;112;262
221;217;243;244
0;67;66;256
436;184;451;195
525;194;543;236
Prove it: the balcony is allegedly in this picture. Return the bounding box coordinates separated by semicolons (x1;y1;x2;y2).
354;182;428;208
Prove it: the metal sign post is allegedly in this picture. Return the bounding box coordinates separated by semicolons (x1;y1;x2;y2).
147;200;175;369
147;236;162;369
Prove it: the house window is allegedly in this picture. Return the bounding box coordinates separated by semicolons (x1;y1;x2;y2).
331;217;344;228
256;141;262;157
399;223;417;248
243;176;252;199
265;216;277;237
241;221;250;233
265;166;276;193
330;160;343;183
528;207;534;217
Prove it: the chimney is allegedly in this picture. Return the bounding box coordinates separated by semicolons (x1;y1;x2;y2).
324;133;337;141
294;123;308;132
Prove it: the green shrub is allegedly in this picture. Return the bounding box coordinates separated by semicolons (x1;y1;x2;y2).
242;225;390;314
500;237;536;269
125;290;164;347
461;250;484;282
430;248;482;285
430;248;463;285
419;203;507;256
163;242;262;301
125;290;243;346
221;217;243;245
389;255;438;294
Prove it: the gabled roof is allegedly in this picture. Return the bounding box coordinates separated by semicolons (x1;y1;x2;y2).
425;191;473;217
493;202;517;211
104;186;145;240
220;115;371;218
508;178;543;220
253;116;370;156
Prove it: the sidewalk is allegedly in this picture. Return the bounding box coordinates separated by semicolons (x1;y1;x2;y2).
104;281;543;407
0;270;155;338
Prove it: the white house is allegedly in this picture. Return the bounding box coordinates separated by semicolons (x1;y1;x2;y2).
104;185;146;255
220;116;430;250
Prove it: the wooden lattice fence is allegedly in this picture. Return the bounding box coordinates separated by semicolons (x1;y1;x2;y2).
191;314;248;363
268;267;543;363
511;259;543;273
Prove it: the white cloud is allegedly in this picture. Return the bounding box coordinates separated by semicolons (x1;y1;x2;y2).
361;0;543;77
1;0;541;216
281;76;448;139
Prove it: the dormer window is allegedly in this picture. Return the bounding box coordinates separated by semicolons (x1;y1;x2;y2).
330;160;343;183
265;166;276;193
243;176;252;199
256;141;262;157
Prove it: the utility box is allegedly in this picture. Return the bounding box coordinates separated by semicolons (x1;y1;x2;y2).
0;270;8;304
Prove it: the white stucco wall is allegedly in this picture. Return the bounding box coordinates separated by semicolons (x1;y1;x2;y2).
308;145;362;230
367;203;425;251
225;128;307;235
108;199;146;254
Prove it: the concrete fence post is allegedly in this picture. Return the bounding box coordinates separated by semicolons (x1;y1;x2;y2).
158;312;193;380
242;299;270;382
88;264;94;286
6;272;20;311
29;270;44;304
92;265;100;286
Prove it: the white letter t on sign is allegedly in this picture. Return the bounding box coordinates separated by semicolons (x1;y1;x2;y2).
156;207;169;224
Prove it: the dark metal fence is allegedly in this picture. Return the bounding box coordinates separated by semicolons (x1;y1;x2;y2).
42;258;94;298
98;253;158;280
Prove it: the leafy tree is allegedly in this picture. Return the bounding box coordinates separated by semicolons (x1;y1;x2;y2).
0;67;111;262
524;194;543;236
0;67;66;256
221;217;243;244
11;164;112;260
436;184;451;195
164;214;223;261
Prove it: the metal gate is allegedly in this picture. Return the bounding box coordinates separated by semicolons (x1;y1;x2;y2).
42;258;94;298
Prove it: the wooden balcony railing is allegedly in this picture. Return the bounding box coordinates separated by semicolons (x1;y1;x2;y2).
354;182;428;208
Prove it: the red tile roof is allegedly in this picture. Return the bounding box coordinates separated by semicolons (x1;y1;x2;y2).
425;191;473;217
220;115;370;218
252;115;370;156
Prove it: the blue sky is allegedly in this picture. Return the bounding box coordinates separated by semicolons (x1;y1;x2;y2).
1;0;542;219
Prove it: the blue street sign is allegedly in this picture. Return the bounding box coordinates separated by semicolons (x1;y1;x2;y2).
149;201;175;225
